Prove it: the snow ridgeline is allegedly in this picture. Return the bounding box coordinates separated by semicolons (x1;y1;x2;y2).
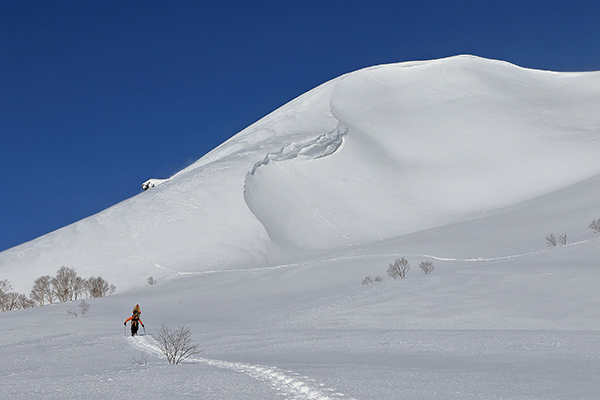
3;55;600;291
131;335;354;400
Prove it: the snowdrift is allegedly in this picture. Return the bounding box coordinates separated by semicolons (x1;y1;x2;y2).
2;55;600;293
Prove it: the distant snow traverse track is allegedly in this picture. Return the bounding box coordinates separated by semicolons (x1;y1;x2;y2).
131;335;353;400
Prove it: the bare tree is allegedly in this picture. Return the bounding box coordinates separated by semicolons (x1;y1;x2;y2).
87;276;116;298
156;324;201;365
0;279;11;294
147;277;157;286
0;279;12;311
388;258;410;279
361;276;374;285
0;280;24;312
374;276;384;283
1;291;19;312
419;260;435;274
17;294;35;309
73;276;87;300
545;233;557;247
0;280;34;312
30;275;54;306
589;219;600;233
558;232;568;245
52;266;79;302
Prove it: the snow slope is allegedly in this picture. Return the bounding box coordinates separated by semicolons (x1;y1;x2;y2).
246;56;600;250
2;55;600;399
4;55;600;293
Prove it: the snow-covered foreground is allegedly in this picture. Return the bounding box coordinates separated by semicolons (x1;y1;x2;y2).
3;190;600;399
2;228;600;399
2;55;600;398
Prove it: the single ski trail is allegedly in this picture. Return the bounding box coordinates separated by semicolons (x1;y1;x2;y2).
130;335;355;400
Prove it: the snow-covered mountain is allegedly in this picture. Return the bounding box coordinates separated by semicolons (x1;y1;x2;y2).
2;55;600;293
2;55;600;400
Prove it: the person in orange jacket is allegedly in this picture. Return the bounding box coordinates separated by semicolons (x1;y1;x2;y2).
124;304;144;336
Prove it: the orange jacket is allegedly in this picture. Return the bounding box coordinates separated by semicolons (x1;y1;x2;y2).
125;316;144;325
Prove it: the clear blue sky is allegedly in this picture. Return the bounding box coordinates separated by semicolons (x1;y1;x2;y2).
2;0;599;252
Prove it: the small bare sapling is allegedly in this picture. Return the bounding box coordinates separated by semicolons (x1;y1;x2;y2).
131;353;148;366
419;261;435;274
67;299;90;317
156;324;201;365
558;232;568;245
545;233;557;247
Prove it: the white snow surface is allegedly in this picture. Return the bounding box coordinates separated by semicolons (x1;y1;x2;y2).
2;55;600;399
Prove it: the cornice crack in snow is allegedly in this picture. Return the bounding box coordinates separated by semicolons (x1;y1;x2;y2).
247;123;348;177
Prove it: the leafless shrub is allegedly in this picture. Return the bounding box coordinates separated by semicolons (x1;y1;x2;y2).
558;232;568;245
131;353;148;366
362;276;374;285
67;299;90;317
546;233;557;247
419;261;435;274
147;277;157;286
374;276;384;283
589;219;600;233
79;299;90;316
388;258;410;279
156;324;201;365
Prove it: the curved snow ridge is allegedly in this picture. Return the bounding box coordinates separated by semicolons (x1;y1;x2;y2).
247;123;348;176
130;335;354;400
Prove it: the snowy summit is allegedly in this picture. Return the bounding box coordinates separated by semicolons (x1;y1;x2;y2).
3;55;600;292
2;55;600;399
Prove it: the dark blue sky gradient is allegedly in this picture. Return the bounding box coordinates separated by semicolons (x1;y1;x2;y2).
2;0;600;252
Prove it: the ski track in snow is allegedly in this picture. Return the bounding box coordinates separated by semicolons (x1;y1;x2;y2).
130;335;354;400
135;236;600;277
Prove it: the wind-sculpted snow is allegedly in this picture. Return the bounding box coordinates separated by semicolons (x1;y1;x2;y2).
247;124;347;176
240;55;600;250
3;55;600;291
